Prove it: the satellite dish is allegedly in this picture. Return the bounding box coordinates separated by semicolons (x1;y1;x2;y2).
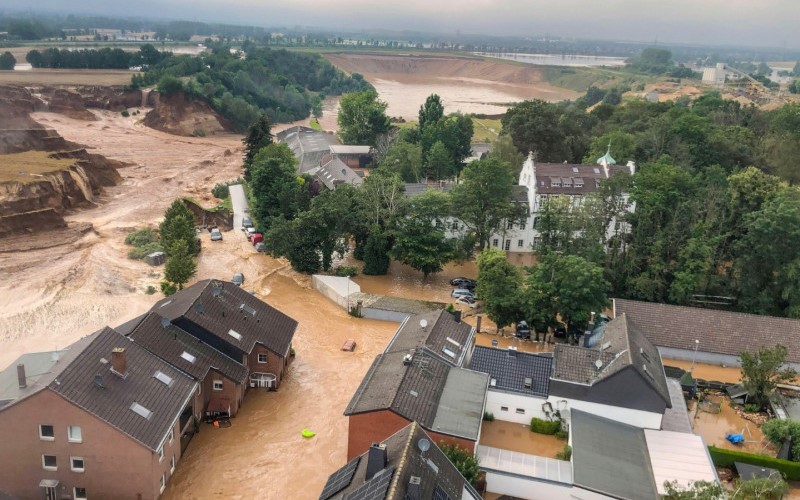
417;438;430;453
419;319;428;329
160;317;171;329
194;302;205;314
212;286;222;298
594;359;603;370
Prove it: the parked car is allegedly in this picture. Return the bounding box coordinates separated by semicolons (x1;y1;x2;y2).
255;242;266;253
341;339;357;352
515;321;531;340
210;228;223;241
251;233;264;245
246;227;257;240
450;277;477;288
451;288;475;300
455;296;478;308
232;273;244;286
241;217;253;230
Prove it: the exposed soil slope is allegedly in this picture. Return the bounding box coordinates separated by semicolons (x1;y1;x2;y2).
143;91;233;137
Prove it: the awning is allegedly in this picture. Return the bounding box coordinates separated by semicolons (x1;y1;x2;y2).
39;479;59;487
206;397;231;414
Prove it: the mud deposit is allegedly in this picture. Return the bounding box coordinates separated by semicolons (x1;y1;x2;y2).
480;419;566;458
690;394;771;455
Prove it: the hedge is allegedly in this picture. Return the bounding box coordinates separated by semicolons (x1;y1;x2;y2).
708;446;800;480
530;417;561;435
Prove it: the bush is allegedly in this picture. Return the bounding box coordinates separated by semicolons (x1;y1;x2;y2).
211;178;245;199
125;228;162;259
145;285;156;295
157;75;184;95
334;266;358;277
530;417;561;435
744;403;761;413
555;444;572;461
483;411;495;422
121;110;130;117
762;419;800;460
708;445;800;480
127;242;163;260
555;429;569;440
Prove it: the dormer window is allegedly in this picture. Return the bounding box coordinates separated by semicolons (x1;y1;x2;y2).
574;177;584;188
550;177;561;188
562;177;572;187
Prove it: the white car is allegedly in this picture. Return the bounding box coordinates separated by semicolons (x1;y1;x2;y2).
456;297;478;308
210;228;223;241
451;288;475;300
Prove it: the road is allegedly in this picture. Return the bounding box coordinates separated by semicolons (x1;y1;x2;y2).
229;183;248;232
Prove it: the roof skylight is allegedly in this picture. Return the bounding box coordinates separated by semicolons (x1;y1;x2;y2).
180;351;196;363
228;329;242;341
130;402;153;419
153;371;174;386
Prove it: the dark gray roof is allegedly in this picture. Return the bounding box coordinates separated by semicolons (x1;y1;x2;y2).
279;126;341;173
345;350;487;440
114;313;148;336
385;310;474;367
322;422;480;500
735;462;781;481
661;378;693;433
403;182;453;198
470;346;552;398
571;409;657;500
554;315;671;406
125;312;249;385
152;280;298;357
534;163;630;195
614;298;800;364
49;327;197;452
314;155;363;189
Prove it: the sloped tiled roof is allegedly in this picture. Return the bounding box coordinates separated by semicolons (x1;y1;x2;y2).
321;422;480;500
534;163;630;195
403;182;453;198
552;345;617;385
614;298;800;364
316;155;363;189
470;346;552;397
384;310;474;367
49;327;197;452
345;350;487;440
125;312;248;385
153;280;298;357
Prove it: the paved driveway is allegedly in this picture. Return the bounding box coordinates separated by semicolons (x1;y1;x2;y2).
229;184;248;232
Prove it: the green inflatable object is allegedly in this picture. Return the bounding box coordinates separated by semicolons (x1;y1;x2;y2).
302;429;316;438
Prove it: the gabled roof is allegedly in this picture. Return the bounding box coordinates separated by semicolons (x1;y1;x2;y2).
384;310;474;367
329;144;371;155
571;409;657;499
316;155;363;189
554;315;671;406
613;298;800;364
470;346;552;398
345;350;487;441
403;182;453;198
279;126;340;173
534;163;629;195
49;327;197;452
125;312;249;385
320;422;480;500
153;280;298;357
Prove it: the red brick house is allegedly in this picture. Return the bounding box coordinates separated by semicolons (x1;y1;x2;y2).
0;327;199;500
121;311;249;417
344;348;488;461
150;280;298;390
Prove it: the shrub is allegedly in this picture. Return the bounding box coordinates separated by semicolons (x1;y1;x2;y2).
121;110;130;117
125;227;158;246
483;411;495;422
708;445;800;480
762;419;800;460
160;281;177;296
439;443;480;488
555;429;569;440
127;242;163;260
744;403;761;413
157;75;184;95
145;285;156;295
334;265;358;277
530;417;561;435
211;178;245;199
555;444;572;461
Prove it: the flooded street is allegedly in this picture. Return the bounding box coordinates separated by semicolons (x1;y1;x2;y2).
690;394;770;455
662;359;742;384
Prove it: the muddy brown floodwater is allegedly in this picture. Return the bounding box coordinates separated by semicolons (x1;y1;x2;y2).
480;420;566;459
690;394;771;455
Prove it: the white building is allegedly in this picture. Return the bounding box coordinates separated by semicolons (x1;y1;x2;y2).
702;63;727;86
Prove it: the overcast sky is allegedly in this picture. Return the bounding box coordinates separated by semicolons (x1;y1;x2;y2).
7;0;797;48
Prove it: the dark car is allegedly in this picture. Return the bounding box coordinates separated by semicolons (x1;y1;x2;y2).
450;277;477;289
255;242;266;253
241;217;253;230
515;321;531;340
232;273;245;286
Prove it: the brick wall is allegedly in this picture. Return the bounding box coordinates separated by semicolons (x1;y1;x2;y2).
347;411;410;460
202;370;242;416
246;344;286;389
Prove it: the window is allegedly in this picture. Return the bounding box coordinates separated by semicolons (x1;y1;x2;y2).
158;446;164;462
42;454;57;470
74;487;87;500
492;239;499;247
40;424;55;441
500;406;509;412
257;353;268;364
574;178;584;188
170;455;175;474
168;429;174;444
71;456;85;472
516;408;526;414
180;351;196;363
451;221;459;230
130;402;153;420
533;237;542;248
160;474;166;493
517;239;524;248
519;222;526;231
227;329;242;341
153;371;174;387
213;380;224;391
68;425;82;443
504;240;511;251
532;217;540;229
507;221;513;230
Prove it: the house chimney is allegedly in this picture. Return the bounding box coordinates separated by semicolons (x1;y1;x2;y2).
407;477;421;500
453;310;462;323
366;443;387;480
508;346;518;357
17;364;26;389
111;347;127;377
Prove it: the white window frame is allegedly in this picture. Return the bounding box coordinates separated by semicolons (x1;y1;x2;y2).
74;487;87;500
71;456;85;473
516;408;526;414
168;428;174;444
158;446;164;462
213;380;224;391
42;454;57;471
170;455;176;474
257;353;268;364
68;425;82;443
39;424;55;441
160;473;166;493
517;239;523;248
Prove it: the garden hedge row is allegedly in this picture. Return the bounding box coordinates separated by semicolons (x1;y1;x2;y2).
708;446;800;480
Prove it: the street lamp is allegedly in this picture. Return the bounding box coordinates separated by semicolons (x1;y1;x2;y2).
689;339;700;373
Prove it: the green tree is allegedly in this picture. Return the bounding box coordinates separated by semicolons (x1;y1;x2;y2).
762;419;800;460
439;443;480;488
476;248;524;331
163;239;196;290
662;480;724;499
489;134;525;179
249;144;302;228
242;114;274;173
627;47;673;74
391;190;454;278
740;345;797;410
157;75;184;95
418;94;444;131
380;141;423;183
425;140;454;180
159;200;198;256
451;157;521;251
502;99;570;162
582;131;636;164
337;88;390;146
0;51;16;70
363;225;391;275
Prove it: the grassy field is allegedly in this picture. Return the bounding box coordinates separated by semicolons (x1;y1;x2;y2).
0;69;135;85
0;151;76;184
391;117;501;143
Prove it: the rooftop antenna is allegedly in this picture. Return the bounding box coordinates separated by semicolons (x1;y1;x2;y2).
160;317;170;329
419;319;428;331
594;359;603;371
417;438;430;454
194;302;205;314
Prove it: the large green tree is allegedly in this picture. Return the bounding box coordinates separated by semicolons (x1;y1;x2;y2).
379;141;423;183
249;144;304;228
425;140;454;181
451;157;521;250
418;94;444;131
0;51;16;70
391;190;454;278
242;113;274;175
337;88;390;146
502;99;571;162
159;200;198;256
740;345;797;410
163;239;196;291
476;248;524;331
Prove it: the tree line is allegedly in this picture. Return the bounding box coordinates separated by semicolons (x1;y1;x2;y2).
26;44;169;69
